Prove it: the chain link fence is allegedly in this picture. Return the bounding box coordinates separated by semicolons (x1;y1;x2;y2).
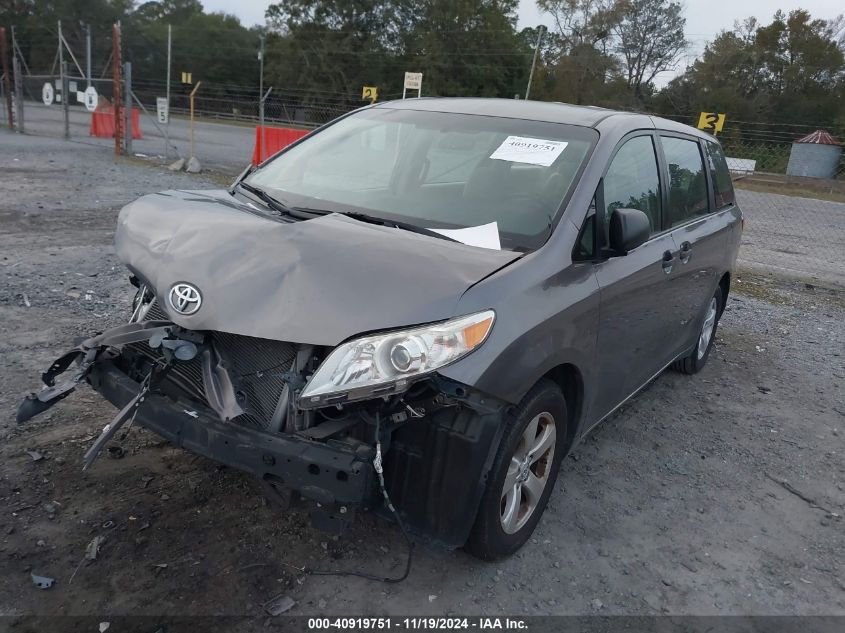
4;22;844;287
720;135;845;287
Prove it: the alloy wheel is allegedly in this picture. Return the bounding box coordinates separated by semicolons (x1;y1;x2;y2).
697;297;718;360
499;411;556;534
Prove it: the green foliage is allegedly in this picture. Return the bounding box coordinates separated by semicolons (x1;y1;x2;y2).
263;0;531;100
1;0;842;138
654;10;845;133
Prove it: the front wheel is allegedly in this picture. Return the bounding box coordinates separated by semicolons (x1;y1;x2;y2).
673;285;724;375
465;379;567;560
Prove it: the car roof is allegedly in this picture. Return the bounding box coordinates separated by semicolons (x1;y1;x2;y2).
374;97;712;141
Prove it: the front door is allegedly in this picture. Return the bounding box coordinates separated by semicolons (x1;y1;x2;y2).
590;134;686;422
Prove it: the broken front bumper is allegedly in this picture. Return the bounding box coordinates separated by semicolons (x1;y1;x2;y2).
87;360;376;508
18;319;510;549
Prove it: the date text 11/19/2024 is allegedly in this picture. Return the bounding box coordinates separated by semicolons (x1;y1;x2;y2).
307;617;528;630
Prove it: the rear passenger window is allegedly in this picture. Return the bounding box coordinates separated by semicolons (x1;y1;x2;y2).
603;136;661;234
705;142;736;208
661;136;709;226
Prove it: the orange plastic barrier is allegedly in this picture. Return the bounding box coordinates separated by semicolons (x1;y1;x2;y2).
90;108;142;139
252;126;309;164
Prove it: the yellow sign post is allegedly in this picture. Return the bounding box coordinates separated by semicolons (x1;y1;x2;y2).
189;81;201;160
697;112;726;134
362;86;378;104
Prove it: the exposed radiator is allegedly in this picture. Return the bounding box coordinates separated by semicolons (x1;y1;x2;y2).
127;299;297;429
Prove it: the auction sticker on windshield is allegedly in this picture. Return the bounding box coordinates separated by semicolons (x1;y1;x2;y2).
490;136;568;167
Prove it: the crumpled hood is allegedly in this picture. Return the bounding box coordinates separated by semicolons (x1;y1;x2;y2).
115;189;520;345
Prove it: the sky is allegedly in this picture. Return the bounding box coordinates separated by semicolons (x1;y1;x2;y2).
202;0;845;85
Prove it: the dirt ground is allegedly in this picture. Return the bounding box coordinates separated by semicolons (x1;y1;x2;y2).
1;131;844;619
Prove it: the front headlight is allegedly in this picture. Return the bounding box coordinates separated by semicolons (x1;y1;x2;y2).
300;310;495;406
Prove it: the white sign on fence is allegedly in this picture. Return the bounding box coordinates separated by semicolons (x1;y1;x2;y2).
403;72;422;99
84;86;98;112
42;82;54;106
69;80;78;93
404;72;422;90
156;97;169;124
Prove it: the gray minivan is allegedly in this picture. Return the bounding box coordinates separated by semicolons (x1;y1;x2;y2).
18;98;742;560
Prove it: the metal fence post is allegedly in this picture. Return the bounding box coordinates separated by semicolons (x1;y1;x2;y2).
165;24;171;158
113;22;122;156
86;25;92;88
124;61;132;155
61;61;70;140
12;54;23;133
1;27;13;130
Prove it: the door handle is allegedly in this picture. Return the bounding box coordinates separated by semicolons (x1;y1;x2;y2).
661;250;675;274
679;241;692;264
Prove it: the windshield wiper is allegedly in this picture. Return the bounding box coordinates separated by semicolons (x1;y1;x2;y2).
233;182;318;221
336;211;461;244
233;186;460;243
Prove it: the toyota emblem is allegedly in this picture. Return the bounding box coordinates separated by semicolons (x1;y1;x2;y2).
168;282;202;315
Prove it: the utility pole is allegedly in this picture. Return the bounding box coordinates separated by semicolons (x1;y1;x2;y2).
525;25;544;100
165;24;171;158
86;25;92;88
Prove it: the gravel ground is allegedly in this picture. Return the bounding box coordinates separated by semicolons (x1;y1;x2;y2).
1;131;844;618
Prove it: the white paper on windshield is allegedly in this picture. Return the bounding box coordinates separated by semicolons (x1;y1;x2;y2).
430;221;501;250
490;136;568;167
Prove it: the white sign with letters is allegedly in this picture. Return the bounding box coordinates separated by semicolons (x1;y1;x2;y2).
403;72;422;90
156;97;169;124
490;136;568;167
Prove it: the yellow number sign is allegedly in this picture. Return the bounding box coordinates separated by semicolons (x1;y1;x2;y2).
362;86;378;104
697;112;726;134
181;71;193;84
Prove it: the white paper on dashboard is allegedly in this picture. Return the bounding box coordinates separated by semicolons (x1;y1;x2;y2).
429;221;501;250
489;135;568;167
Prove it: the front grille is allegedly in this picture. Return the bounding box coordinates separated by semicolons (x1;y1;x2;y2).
128;299;297;429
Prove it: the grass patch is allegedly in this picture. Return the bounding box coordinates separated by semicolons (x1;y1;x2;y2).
733;267;845;310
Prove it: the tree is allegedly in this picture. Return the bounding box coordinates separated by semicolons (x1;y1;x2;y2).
612;0;686;101
534;0;623;104
264;0;413;98
402;0;529;98
654;10;845;129
263;0;529;103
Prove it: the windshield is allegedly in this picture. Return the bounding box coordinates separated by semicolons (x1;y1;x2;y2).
246;107;597;251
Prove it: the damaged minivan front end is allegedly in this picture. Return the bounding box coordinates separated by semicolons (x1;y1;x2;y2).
18;101;613;559
17;189;519;550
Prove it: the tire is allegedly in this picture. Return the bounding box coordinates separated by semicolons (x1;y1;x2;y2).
465;379;568;560
672;285;724;375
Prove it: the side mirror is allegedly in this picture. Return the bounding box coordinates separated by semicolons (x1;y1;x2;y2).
608;208;650;254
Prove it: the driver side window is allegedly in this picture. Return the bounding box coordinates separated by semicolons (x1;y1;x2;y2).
603;136;662;234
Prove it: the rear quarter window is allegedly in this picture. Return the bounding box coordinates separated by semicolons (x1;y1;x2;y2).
705;142;736;208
